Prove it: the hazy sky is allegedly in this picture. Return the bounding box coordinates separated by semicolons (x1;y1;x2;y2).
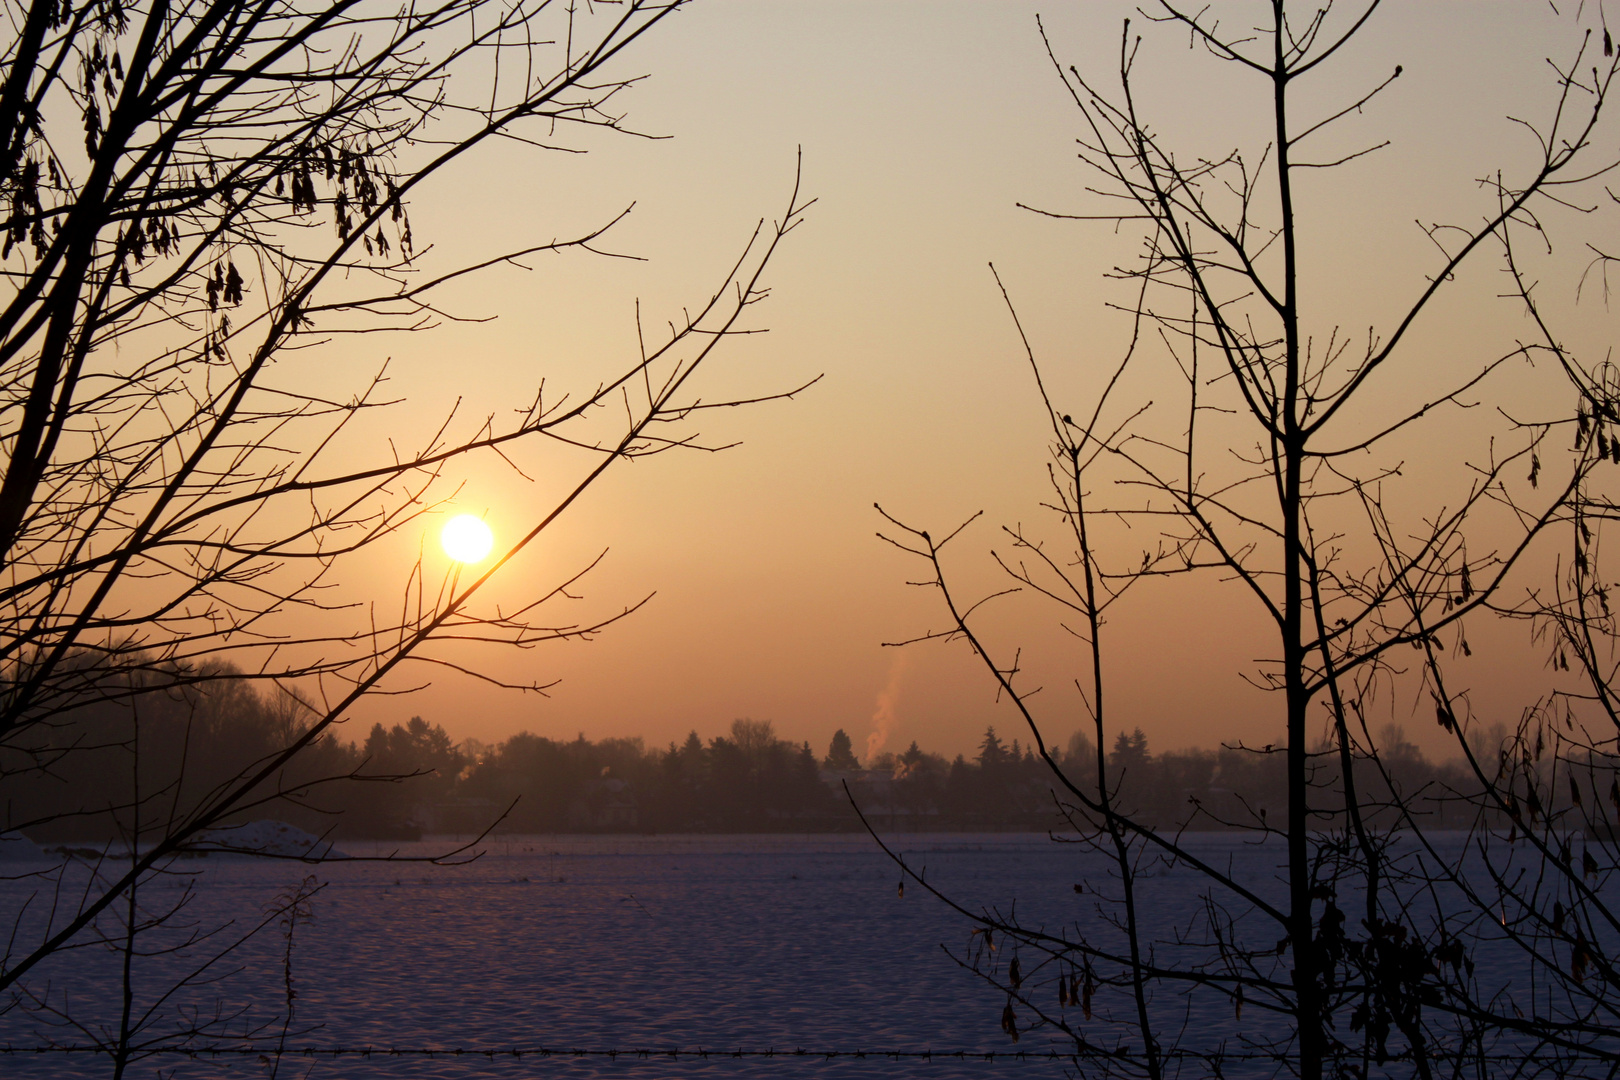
311;2;1618;763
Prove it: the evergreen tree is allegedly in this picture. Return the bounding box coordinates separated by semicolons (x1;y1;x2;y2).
976;726;1007;770
823;728;860;770
1110;727;1150;772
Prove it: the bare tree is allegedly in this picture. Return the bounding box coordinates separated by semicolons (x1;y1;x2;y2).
0;0;811;1066
873;3;1620;1077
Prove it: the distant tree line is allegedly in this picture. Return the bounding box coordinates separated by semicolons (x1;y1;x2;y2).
3;661;359;843
4;665;1551;839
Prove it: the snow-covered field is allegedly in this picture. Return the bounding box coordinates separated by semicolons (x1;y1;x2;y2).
0;833;1166;1078
1;830;1583;1078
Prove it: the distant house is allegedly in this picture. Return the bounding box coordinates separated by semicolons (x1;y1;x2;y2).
820;767;940;828
819;766;885;803
412;797;497;836
567;777;638;831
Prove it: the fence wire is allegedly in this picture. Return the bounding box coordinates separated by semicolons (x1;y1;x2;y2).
0;1043;1554;1067
2;1045;1075;1062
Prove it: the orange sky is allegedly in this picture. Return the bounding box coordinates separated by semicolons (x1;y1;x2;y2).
302;2;1620;764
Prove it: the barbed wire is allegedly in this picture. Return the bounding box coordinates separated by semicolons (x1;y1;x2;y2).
0;1043;1561;1066
2;1044;1073;1062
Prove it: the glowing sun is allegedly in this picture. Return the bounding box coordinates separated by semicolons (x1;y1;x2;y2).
441;514;494;563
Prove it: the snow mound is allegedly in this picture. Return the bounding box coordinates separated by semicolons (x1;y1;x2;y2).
0;831;44;861
191;820;345;860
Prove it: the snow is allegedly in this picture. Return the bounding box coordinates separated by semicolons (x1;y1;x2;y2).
0;830;44;860
1;834;1070;1078
190;819;346;859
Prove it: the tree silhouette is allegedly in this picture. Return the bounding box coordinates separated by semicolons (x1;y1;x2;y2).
0;0;812;1065
875;4;1620;1076
823;728;860;771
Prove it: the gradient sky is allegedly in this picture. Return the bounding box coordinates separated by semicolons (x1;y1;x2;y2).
305;2;1618;764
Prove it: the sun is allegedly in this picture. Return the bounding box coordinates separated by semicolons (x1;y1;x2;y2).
440;514;494;564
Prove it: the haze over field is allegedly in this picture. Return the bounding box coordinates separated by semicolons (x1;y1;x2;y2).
304;1;1613;764
16;4;1620;1074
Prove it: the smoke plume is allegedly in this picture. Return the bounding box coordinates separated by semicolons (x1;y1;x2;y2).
865;653;911;763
